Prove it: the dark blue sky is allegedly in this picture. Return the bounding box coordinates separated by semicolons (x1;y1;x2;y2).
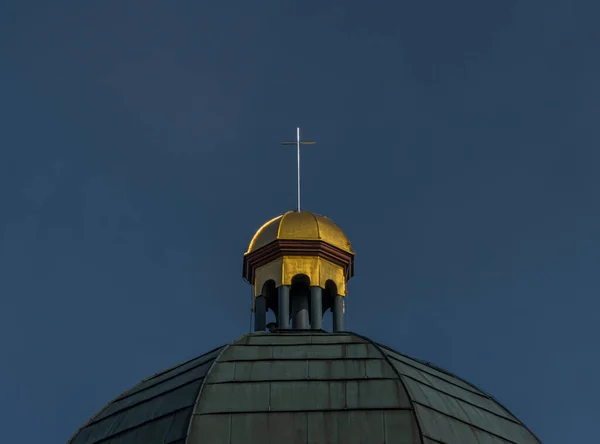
1;2;598;443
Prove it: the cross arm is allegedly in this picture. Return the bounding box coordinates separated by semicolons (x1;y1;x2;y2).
280;142;316;145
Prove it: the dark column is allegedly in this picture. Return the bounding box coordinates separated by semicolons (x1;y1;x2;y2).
310;287;323;330
333;295;344;332
254;295;266;332
278;285;290;329
292;286;309;329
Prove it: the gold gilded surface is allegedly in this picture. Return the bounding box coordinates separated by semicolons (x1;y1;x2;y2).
282;256;346;295
277;211;320;240
254;258;283;296
318;258;346;295
317;215;352;252
246;211;353;254
281;255;320;286
253;256;347;296
245;215;282;254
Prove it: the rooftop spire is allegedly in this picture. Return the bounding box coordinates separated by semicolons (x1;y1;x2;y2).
281;127;315;212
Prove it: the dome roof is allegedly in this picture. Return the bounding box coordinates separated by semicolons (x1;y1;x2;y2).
245;211;353;254
69;331;540;444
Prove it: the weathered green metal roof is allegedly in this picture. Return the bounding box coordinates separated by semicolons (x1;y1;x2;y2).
69;332;540;444
67;345;224;444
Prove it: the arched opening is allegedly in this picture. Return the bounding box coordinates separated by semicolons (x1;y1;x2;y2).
255;279;277;332
323;280;337;315
324;280;343;332
290;274;310;329
262;280;278;330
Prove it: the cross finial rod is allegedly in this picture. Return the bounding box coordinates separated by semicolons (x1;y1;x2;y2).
281;127;315;212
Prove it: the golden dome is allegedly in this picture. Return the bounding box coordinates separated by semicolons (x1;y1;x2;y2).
246;210;353;254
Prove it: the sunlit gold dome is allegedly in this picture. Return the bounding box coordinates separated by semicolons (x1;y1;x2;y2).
245;210;353;254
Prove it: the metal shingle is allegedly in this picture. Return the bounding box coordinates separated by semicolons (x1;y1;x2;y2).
94;360;212;421
308;359;370;380
117;347;223;400
191;410;420;444
405;377;535;442
382;410;421;444
246;334;315;346
211;360;308;382
72;331;540;444
270;380;346;411
213;358;397;382
199;378;411;415
198;381;270;413
390;358;516;421
230;412;307;444
384;349;486;396
273;344;345;360
69;349;221;444
308;410;384;443
309;334;367;344
346;379;411;409
188;414;230;443
244;332;364;346
415;403;525;444
219;345;274;361
344;343;381;359
308;410;419;444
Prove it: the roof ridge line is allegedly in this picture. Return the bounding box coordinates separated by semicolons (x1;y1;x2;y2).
88;376;205;427
413;401;520;444
346;331;427;444
183;338;236;444
396;372;524;427
375;342;543;443
277;211;292;239
309;211;321;240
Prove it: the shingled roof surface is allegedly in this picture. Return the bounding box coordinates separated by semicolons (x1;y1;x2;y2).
69;331;540;444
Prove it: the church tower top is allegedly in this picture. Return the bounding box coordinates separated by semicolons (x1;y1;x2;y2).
242;209;355;332
243;128;355;333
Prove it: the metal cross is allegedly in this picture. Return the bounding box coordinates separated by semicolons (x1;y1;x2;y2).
281;127;315;212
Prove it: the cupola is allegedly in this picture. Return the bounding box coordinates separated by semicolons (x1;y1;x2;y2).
243;210;355;332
